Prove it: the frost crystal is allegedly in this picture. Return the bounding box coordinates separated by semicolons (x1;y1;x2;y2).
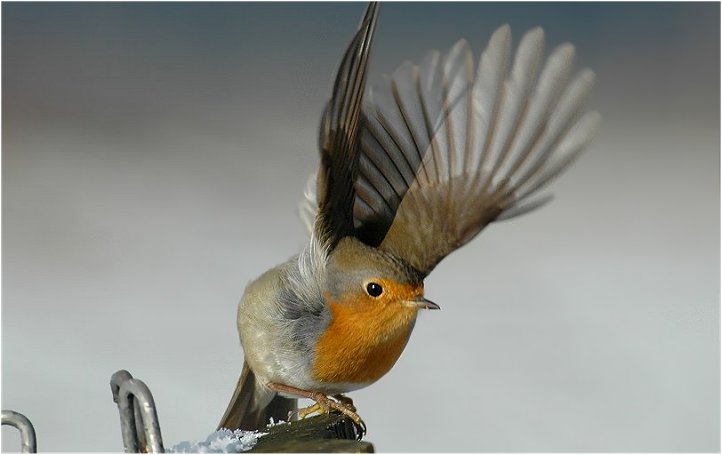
167;429;266;453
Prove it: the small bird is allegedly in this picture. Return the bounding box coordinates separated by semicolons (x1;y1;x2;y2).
219;2;599;433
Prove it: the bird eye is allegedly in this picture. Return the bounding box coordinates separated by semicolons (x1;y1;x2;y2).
366;282;383;298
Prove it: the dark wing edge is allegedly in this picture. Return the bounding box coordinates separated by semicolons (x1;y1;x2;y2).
314;2;379;251
354;25;600;275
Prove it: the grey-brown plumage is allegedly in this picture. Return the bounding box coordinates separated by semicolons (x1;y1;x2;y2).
221;1;599;433
218;363;296;431
219;5;380;431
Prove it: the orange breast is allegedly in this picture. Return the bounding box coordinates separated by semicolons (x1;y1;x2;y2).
312;298;418;385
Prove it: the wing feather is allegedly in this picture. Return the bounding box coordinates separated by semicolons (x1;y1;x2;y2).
297;22;598;275
355;25;599;274
313;3;378;250
471;25;512;174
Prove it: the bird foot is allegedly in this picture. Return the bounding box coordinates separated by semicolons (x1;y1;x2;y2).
268;383;366;436
302;392;366;435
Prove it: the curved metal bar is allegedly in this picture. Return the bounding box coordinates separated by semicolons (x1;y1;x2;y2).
2;410;37;453
133;395;149;452
110;370;140;452
110;370;165;453
120;379;163;452
110;370;133;404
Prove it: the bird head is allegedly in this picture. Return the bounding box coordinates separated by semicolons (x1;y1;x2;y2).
323;237;439;313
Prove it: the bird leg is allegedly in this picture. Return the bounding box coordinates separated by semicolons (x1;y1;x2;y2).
267;382;366;434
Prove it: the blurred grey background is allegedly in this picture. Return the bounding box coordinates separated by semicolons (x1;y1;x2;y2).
2;2;719;452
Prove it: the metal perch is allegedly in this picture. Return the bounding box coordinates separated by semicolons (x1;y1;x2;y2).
1;410;37;453
110;370;165;453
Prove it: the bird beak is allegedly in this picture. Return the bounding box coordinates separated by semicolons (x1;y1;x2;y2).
407;297;440;310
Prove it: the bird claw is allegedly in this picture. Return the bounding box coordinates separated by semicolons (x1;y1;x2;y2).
296;393;366;437
267;383;366;438
332;394;357;412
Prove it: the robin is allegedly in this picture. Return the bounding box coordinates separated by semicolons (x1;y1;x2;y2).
218;2;599;434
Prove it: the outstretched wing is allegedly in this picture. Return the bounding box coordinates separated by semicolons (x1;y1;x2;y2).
353;25;600;275
313;2;379;252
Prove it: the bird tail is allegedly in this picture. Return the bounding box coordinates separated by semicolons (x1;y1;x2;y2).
217;362;297;431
